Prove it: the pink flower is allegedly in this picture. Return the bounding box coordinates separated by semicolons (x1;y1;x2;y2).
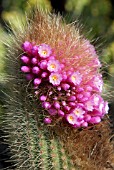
49;73;62;86
92;74;103;92
91;94;101;106
85;100;94;111
69;71;82;85
72;107;85;117
66;113;77;125
47;59;60;72
38;44;52;58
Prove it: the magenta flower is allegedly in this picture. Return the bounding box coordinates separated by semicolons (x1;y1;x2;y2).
69;71;82;85
38;44;52;58
49;73;62;86
47;59;60;72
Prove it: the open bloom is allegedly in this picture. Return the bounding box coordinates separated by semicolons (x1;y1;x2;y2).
49;73;62;86
38;44;52;58
66;113;77;125
47;59;60;72
92;74;103;92
69;71;82;85
72;107;85;118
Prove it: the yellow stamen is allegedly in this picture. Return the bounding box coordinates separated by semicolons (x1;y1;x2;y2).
69;116;74;121
52;75;58;81
51;64;56;69
74;110;80;116
72;76;76;81
42;50;47;55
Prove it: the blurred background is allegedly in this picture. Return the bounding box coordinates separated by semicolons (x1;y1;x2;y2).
0;0;114;169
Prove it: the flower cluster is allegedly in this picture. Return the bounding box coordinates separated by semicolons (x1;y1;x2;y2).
21;41;109;128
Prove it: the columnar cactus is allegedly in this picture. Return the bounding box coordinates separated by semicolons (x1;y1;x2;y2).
3;8;114;170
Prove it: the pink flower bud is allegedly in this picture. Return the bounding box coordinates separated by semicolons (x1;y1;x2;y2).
58;110;65;117
33;78;41;86
21;66;30;73
40;95;47;101
21;55;29;64
62;101;66;106
61;83;70;91
44;117;52;124
41;72;48;78
81;122;88;127
32;45;38;55
84;114;91;121
31;58;38;65
42;102;51;109
64;106;70;111
68;96;76;102
32;66;40;74
57;86;61;91
39;60;47;69
89;116;101;124
68;102;76;107
22;41;32;53
54;102;60;109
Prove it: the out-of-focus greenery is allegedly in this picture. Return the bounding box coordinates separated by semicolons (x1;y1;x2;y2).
0;0;114;117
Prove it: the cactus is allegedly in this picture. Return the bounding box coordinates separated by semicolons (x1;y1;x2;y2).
3;8;114;170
